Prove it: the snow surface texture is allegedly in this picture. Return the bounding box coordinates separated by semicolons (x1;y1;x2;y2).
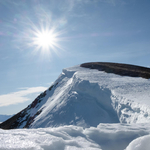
30;66;150;128
0;123;150;150
1;65;150;149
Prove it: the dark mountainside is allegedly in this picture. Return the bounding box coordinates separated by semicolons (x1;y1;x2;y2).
0;83;58;129
81;62;150;79
0;115;12;123
0;89;50;129
0;62;150;129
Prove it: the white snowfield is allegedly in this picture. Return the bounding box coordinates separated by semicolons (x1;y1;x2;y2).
1;65;150;150
0;123;150;150
31;66;150;128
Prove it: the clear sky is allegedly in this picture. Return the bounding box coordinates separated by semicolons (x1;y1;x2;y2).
0;0;150;115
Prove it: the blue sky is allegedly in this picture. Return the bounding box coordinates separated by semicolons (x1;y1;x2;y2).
0;0;150;115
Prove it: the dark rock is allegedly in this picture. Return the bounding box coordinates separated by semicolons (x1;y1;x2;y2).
81;62;150;79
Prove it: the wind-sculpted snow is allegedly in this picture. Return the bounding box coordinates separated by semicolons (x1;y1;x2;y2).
30;66;150;128
0;123;150;150
1;64;150;129
0;63;150;149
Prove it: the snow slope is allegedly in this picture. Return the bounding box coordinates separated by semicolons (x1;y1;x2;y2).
1;64;150;129
30;65;150;128
0;63;150;149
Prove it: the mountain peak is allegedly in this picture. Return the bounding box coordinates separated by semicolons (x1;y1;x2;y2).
1;62;150;129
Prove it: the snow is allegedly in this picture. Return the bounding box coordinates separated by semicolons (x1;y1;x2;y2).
30;66;150;128
1;65;150;149
126;134;150;150
0;123;150;150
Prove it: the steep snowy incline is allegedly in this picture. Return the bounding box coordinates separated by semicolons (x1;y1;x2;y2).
0;64;150;129
31;67;120;128
31;65;150;128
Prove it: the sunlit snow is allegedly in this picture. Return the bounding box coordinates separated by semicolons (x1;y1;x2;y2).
0;65;150;149
0;124;150;150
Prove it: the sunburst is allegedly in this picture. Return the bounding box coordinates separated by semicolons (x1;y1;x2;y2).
30;26;63;57
12;8;66;59
32;28;58;51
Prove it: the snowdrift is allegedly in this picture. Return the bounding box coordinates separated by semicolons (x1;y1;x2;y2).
0;62;150;150
0;123;150;150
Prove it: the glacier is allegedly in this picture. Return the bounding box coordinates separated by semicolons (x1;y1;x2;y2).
0;63;150;150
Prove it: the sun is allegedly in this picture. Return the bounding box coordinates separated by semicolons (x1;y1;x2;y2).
14;14;65;59
28;25;63;58
33;28;58;51
11;5;67;59
36;30;55;48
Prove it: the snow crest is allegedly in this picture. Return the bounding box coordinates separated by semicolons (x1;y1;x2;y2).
1;65;150;149
30;66;150;128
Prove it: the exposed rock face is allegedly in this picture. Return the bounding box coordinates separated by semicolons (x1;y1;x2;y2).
80;62;150;79
0;82;59;129
0;89;51;129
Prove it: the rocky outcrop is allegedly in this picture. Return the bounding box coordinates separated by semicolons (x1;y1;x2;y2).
80;62;150;79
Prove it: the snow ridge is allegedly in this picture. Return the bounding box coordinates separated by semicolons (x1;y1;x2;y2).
0;63;150;149
1;65;150;129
